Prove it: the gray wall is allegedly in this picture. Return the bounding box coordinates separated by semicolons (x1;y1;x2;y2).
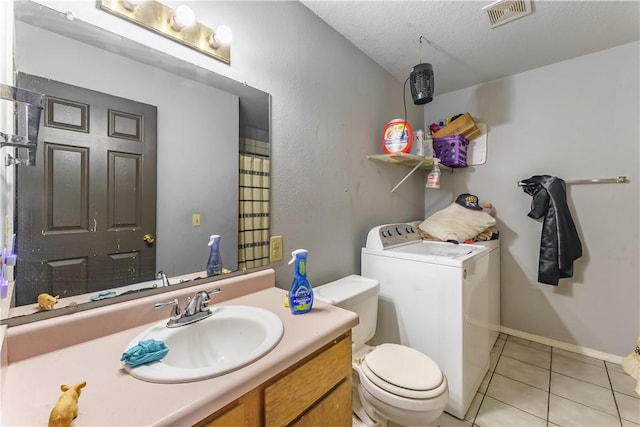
424;41;639;357
15;21;239;276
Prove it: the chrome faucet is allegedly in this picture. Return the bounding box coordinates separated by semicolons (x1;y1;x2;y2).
156;270;170;287
155;288;221;328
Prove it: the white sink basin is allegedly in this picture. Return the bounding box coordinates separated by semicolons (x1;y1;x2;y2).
122;305;284;383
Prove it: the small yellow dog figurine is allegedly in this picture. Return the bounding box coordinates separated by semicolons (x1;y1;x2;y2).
48;381;86;427
37;293;60;310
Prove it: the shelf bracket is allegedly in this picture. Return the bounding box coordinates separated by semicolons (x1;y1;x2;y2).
391;160;425;193
1;83;44;166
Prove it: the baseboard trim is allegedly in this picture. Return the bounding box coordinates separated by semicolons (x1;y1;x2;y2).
500;326;625;365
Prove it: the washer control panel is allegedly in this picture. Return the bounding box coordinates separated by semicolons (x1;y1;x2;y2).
365;223;421;250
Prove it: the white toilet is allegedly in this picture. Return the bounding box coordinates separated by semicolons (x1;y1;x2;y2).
314;275;448;426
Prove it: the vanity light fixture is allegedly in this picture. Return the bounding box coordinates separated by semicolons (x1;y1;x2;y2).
99;0;231;64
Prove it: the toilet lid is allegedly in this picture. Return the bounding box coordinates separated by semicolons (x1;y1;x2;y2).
364;343;443;391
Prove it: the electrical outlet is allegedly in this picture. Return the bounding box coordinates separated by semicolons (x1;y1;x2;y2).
192;213;201;227
270;235;283;262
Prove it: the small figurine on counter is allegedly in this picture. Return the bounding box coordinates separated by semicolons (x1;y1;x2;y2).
37;293;60;310
48;381;87;427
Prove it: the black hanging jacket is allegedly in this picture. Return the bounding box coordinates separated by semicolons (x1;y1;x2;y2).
520;175;582;285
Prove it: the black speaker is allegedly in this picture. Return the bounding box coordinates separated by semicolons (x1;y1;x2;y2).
410;63;434;105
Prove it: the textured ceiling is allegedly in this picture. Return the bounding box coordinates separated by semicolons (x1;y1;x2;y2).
302;1;640;95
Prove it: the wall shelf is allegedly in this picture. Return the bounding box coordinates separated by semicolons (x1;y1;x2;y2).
367;153;449;192
1;83;44;166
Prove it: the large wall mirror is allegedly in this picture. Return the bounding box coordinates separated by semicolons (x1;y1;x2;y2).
2;1;271;325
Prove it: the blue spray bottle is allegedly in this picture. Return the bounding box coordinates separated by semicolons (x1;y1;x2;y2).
206;235;222;276
287;249;313;314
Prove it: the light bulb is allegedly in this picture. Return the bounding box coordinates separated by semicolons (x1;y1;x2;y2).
209;25;232;48
122;0;142;11
171;5;196;30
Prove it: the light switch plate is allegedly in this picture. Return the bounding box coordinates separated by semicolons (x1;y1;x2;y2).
192;213;201;227
270;235;283;262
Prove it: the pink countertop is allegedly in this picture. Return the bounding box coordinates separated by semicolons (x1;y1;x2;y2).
0;269;358;426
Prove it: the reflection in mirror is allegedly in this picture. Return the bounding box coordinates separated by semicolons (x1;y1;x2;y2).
2;1;270;323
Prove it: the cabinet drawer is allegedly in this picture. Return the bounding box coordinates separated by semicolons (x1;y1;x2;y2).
197;388;261;427
264;334;351;426
292;379;352;427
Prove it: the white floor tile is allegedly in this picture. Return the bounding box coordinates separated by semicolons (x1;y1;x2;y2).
479;371;492;394
464;392;483;423
550;372;618;416
495;355;550;391
610;369;640;397
474;396;546;427
502;340;552;369
492;337;506;353
486;373;549;419
406;333;634;426
507;336;551;353
553;347;606;368
549;394;621;427
552;352;610;387
615;391;640;424
606;360;626;374
489;350;499;372
433;411;473;427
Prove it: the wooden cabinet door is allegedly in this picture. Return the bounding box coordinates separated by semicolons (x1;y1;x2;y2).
264;335;351;426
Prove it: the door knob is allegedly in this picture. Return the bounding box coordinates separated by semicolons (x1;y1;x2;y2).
143;234;155;244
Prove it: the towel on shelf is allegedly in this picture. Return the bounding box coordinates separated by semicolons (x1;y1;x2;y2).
120;339;169;368
520;175;582;285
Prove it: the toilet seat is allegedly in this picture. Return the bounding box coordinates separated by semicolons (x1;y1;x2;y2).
364;343;444;396
355;343;448;412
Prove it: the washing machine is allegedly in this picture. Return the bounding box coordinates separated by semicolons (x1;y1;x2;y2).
361;223;500;419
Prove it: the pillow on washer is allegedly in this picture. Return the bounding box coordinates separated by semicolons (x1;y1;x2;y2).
419;203;496;243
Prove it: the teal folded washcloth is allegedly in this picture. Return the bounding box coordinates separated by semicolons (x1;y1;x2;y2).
90;291;118;301
120;339;169;368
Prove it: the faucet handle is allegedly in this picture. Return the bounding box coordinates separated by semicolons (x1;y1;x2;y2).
155;298;181;321
199;288;221;311
207;288;221;297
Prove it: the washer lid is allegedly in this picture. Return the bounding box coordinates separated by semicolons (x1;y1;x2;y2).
364;343;443;391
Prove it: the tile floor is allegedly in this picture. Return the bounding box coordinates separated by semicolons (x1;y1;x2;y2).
432;333;640;427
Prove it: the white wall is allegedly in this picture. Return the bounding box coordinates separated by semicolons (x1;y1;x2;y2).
32;1;424;287
424;41;639;356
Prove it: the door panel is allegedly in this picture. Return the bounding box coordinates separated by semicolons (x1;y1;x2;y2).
16;73;157;305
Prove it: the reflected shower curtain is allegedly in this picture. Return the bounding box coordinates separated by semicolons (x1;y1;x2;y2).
238;154;270;270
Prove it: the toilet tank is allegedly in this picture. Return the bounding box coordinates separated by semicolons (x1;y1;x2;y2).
314;275;380;350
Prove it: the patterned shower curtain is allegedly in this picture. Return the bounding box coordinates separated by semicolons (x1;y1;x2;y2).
238;153;270;270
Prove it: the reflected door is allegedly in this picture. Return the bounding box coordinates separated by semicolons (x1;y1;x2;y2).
15;73;157;305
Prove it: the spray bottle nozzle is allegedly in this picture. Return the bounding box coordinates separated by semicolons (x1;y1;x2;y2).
288;249;308;265
208;234;221;246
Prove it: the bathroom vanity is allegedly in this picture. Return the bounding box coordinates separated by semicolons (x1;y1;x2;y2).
200;332;351;426
0;269;358;426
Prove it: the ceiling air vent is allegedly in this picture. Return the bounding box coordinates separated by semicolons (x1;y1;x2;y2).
482;0;532;28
